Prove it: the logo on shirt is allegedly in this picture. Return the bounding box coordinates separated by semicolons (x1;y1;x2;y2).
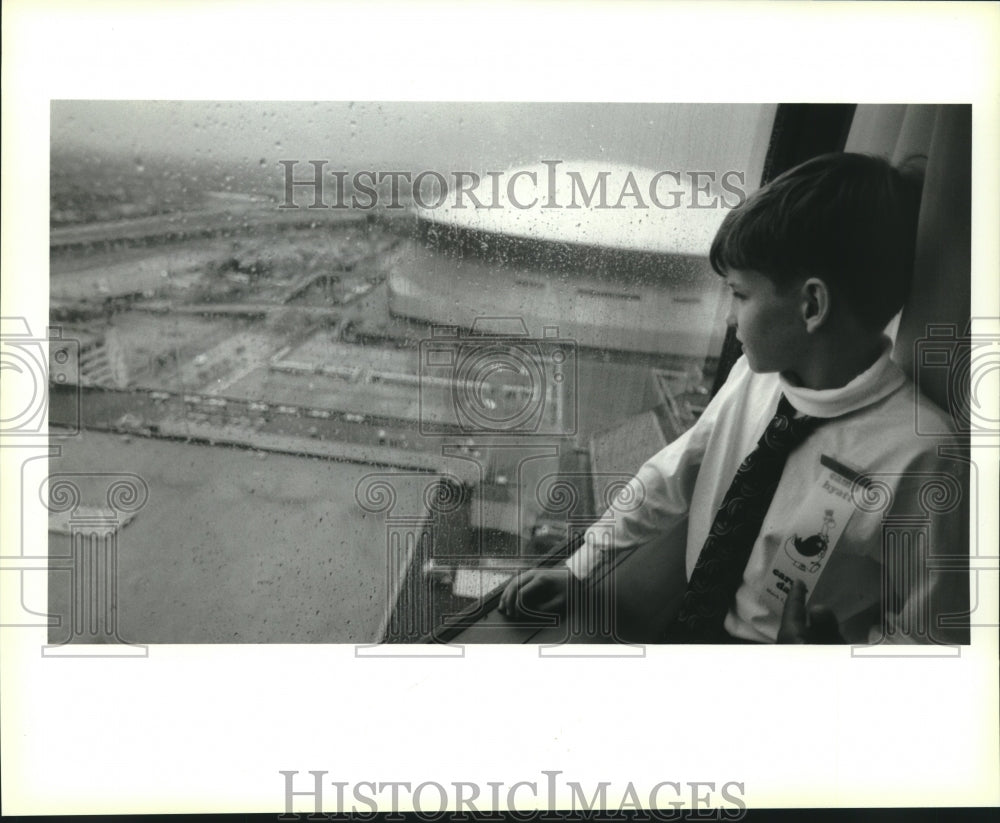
783;509;836;573
762;456;862;607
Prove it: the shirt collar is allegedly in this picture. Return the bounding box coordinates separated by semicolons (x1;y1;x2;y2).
778;336;905;419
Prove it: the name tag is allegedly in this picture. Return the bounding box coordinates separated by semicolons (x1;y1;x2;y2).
762;456;863;607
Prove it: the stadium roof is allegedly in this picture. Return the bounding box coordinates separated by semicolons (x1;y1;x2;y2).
415;160;733;256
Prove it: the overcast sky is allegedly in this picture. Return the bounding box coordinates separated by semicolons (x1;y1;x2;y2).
51;101;768;173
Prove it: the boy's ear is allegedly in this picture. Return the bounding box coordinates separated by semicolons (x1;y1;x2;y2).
800;278;831;333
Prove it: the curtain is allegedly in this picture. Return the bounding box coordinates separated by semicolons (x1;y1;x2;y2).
846;104;972;425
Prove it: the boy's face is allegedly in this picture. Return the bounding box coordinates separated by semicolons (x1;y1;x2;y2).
723;268;808;376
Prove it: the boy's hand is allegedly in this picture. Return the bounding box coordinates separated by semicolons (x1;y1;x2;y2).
777;580;844;643
497;568;574;618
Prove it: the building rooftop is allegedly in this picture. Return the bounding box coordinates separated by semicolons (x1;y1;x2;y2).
46;429;440;644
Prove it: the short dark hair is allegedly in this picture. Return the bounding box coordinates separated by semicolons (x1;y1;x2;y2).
709;152;924;329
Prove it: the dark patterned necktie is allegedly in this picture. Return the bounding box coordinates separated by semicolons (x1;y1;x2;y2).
666;394;820;643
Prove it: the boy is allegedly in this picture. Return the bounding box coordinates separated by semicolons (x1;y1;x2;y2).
498;152;968;644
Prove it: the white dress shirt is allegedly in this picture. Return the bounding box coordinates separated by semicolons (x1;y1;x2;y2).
567;339;968;644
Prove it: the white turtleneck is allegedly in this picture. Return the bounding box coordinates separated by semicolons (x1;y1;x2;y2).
779;336;905;419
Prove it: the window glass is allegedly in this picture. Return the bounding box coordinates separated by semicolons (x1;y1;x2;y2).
48;102;774;643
